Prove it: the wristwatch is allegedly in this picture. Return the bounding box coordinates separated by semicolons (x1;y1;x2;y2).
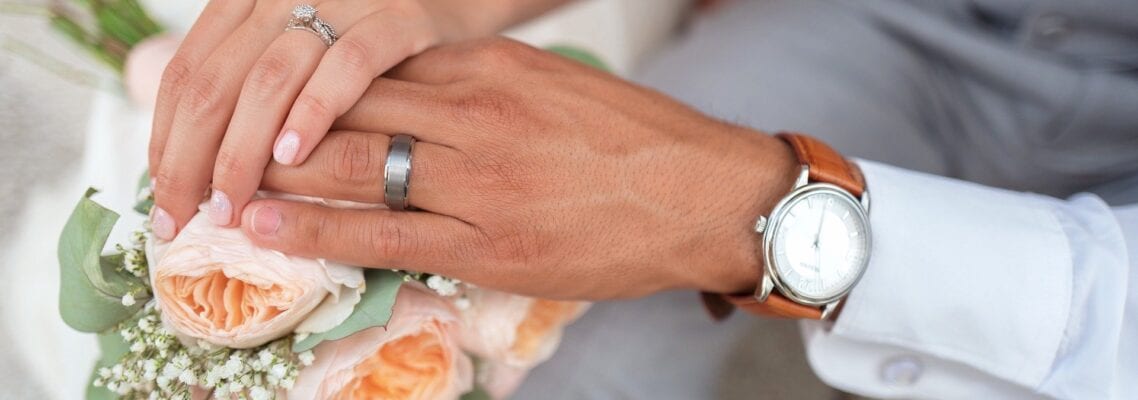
704;132;871;320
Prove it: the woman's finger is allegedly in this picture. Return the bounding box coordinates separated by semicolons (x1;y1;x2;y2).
260;131;464;213
240;199;481;275
273;8;438;167
149;0;255;178
207;3;384;227
205;33;329;227
151;19;284;239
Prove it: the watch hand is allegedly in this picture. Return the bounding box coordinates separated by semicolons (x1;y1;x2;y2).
812;203;827;249
814;203;828;277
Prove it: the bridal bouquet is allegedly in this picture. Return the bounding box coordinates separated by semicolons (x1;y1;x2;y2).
59;181;587;400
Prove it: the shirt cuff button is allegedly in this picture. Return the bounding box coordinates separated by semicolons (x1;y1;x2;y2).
880;355;923;386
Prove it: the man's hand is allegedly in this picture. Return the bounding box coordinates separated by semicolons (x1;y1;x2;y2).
147;0;571;240
244;38;798;300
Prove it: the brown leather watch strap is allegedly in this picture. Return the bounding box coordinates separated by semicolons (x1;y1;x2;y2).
727;292;824;319
777;132;866;198
702;133;864;321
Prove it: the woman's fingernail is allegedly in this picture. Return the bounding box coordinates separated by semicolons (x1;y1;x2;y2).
149;177;156;189
273;130;300;165
252;206;281;236
152;207;175;240
208;190;232;225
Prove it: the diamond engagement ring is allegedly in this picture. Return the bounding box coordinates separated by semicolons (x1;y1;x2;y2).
286;5;338;47
384;135;416;211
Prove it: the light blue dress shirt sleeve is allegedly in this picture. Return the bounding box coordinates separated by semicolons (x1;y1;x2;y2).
802;160;1135;399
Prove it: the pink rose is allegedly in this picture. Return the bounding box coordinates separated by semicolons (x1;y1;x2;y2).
123;34;180;109
148;206;365;348
290;286;474;400
459;289;588;369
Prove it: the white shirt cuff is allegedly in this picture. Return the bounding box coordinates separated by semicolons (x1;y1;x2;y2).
800;160;1077;398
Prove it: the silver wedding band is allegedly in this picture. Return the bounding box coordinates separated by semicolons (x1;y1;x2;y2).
384;135;416;211
285;5;338;47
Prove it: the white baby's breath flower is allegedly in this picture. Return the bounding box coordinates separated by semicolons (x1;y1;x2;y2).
297;350;315;366
156;375;171;390
137;187;152;202
249;386;271;400
121;293;136;306
426;275;460;296
178;369;197;386
143;360;159;380
130;342;146;353
227;380;245;394
269;363;287;380
223;357;243;377
196;339;216;351
257;349;273;367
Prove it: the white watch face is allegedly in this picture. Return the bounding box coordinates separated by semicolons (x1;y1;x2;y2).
769;187;870;302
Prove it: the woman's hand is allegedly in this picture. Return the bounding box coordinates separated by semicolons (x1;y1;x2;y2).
147;0;570;240
245;38;799;300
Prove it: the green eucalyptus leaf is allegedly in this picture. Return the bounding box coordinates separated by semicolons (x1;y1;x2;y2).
59;188;148;332
87;330;129;400
546;45;611;72
460;386;493;400
293;269;403;352
133;169;152;215
86;361;115;400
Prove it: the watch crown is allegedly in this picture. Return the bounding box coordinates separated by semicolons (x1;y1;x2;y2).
754;216;768;234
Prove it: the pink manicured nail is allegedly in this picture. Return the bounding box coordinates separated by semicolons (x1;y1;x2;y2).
252;206;281;236
152;207;175;240
273;130;301;165
208;189;232;225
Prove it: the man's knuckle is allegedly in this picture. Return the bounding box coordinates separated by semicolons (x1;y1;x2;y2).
369;216;416;261
307;212;333;250
326;134;376;184
483;226;540;264
475;38;531;64
449;87;518;128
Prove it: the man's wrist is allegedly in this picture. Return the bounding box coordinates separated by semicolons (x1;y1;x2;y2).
693;129;798;295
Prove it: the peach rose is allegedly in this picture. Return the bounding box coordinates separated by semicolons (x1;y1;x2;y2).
148;206;365;348
290;286;473;400
459;289;588;369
